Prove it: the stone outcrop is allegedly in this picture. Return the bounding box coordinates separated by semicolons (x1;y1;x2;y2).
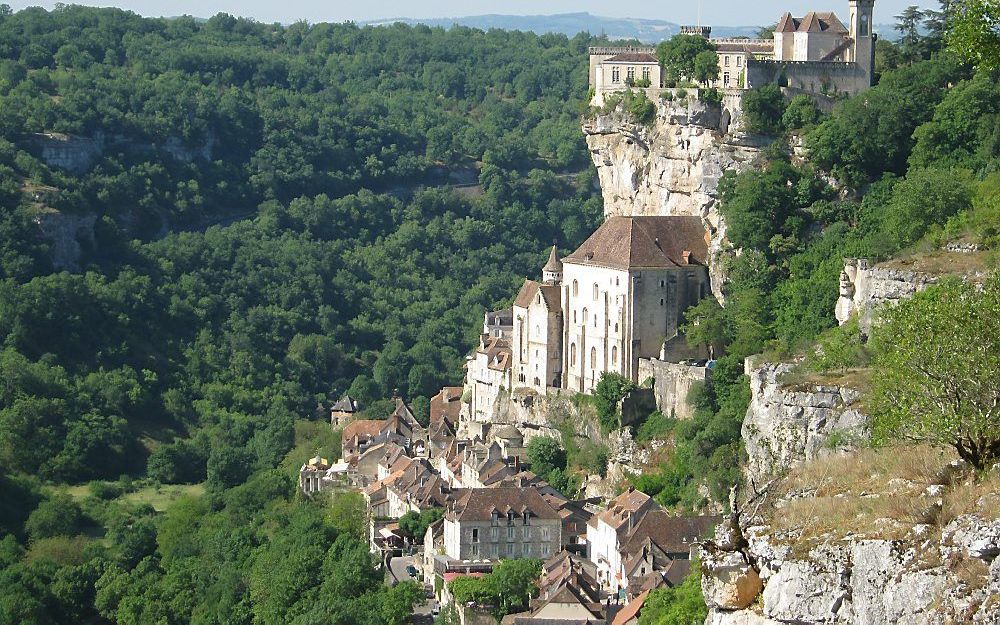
741;358;868;488
28;130;216;174
836;253;990;334
32;208;97;270
702;485;1000;624
636;358;711;420
835;258;940;333
583;101;767;298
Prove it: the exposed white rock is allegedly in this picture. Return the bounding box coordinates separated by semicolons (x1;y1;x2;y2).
942;515;1000;561
702;551;764;610
583;101;766;298
741;358;869;487
835;258;942;333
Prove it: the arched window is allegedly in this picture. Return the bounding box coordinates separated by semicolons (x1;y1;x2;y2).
573;310;577;323
612;346;618;364
614;323;619;333
570;343;577;366
594;315;598;328
572;280;578;296
582;308;589;324
593;283;599;300
859;13;870;36
590;347;597;368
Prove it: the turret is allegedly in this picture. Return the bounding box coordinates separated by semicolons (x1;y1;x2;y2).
848;0;876;86
542;245;563;285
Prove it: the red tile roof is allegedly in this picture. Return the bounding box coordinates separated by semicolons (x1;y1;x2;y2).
563;216;708;270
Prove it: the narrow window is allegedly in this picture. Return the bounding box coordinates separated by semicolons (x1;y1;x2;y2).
724;55;730;66
593;283;599;300
571;343;577;366
590;347;597;368
471;528;479;543
572;280;578;296
612;346;618;364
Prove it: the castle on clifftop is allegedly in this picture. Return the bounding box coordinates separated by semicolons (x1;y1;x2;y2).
590;0;876;102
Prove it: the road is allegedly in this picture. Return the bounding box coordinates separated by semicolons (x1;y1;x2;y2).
387;556;437;623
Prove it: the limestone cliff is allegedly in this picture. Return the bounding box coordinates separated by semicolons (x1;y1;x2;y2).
702;447;1000;624
32;208;97;271
583;100;765;296
741;358;869;489
836;249;991;334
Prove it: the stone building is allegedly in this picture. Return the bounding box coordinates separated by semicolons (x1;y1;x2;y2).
512;245;564;394
443;487;563;561
505;216;710;397
561;216;710;392
330;394;360;428
589;0;876;102
466;335;512;422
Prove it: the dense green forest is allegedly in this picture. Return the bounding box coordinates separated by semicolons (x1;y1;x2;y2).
0;5;605;622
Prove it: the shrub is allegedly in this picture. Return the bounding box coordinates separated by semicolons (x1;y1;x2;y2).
594;372;636;432
25;494;82;540
782;94;823;130
742;84;786;134
699;87;722;105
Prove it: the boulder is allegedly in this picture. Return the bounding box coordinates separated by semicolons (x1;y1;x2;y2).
702;551;763;610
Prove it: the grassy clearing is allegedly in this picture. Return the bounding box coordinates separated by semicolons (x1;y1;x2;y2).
880;248;994;276
60;482;205;513
769;445;958;543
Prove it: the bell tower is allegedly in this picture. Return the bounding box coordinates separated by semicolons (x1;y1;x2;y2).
849;0;876;85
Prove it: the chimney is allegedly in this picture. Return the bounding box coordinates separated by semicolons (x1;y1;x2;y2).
654;237;661;249
682;250;691;265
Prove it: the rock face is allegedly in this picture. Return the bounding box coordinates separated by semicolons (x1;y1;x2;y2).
28;130;216;174
32;209;97;270
835;258;940;333
741;358;868;488
702;502;1000;624
583;102;765;297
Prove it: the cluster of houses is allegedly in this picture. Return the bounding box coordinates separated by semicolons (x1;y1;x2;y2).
300;382;719;623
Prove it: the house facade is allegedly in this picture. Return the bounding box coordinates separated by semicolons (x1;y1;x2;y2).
443;487;563;561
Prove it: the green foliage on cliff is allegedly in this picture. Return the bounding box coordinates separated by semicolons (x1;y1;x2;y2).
869;275;1000;469
637;561;707;625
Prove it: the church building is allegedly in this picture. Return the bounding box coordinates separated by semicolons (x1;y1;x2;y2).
510;216;711;396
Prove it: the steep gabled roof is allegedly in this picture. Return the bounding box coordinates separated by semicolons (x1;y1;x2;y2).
776;11;848;34
514;280;562;311
562;216;708;270
447;487;561;522
611;590;649;625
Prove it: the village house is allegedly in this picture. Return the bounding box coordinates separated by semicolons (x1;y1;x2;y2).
330;394;360;428
466;334;513;422
586;488;718;596
442;487;563;562
298;455;350;496
504;550;606;624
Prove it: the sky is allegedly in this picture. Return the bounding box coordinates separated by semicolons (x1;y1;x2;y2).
7;0;937;26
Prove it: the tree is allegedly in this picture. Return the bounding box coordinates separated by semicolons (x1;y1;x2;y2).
656;34;716;85
525;436;567;476
781;95;822;130
880;167;974;249
594;372;636;432
327;491;368;540
398;508;443;541
947;0;1000;70
637;561;707;624
25;494;82;540
895;5;929;63
869;275;1000;469
741;85;786;134
693;50;721;84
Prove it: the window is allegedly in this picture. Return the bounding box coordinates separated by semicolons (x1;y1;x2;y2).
541;527;550;541
572;280;578;296
590;347;597;368
570;343;576;366
472;545;479;557
523;512;530;525
737;56;742;67
724;55;730;66
491;526;499;540
491;543;499;556
660;298;665;306
507;543;516;555
642;67;650;82
471;528;479;543
573;310;577;323
614;323;619;333
723;72;730;85
507;511;515;525
612;346;618;364
582;308;588;324
612;66;621;83
593;283;599;300
626;66;635;83
660;279;665;287
860;13;870;36
525;543;532;556
523;526;531;540
536;293;541;304
508;526;515;539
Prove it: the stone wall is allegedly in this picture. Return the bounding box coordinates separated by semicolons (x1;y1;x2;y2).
747;59;870;98
741;358;868;488
636;358;711;420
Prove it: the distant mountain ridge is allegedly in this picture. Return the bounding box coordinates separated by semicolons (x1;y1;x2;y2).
362;12;761;43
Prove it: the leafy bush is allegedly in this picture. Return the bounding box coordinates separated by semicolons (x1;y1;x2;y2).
25;494;83;541
741;85;786;135
781;94;823;130
637;560;707;624
594;372;636;432
699;87;722;105
636;411;677;443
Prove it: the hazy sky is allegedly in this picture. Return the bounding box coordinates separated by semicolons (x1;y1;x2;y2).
7;0;936;26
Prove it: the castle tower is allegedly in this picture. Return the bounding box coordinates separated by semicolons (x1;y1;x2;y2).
848;0;876;86
542;245;563;285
